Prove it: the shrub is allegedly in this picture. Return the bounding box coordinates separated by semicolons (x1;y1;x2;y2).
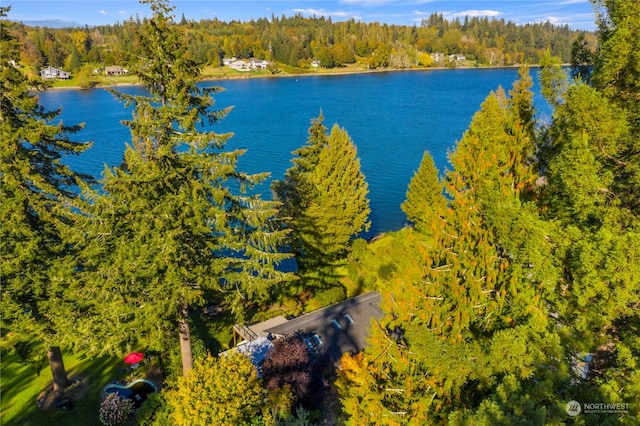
261;335;325;411
314;285;346;308
99;393;135;426
167;353;266;426
136;392;171;426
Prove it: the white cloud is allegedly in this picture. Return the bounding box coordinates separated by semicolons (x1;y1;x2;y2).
118;10;127;15
99;10;107;16
523;12;594;28
293;8;349;18
532;15;574;27
451;9;502;18
543;16;564;24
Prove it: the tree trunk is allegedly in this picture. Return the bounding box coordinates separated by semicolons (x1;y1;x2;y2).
178;302;193;376
47;346;69;392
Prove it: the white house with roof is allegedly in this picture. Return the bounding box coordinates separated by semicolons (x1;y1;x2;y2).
40;66;70;79
105;65;128;76
224;57;270;71
228;59;250;71
449;53;466;63
222;57;237;66
250;59;268;69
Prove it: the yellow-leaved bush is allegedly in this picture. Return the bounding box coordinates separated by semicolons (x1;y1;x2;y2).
167;352;266;426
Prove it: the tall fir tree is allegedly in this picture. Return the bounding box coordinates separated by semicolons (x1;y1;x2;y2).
570;32;594;83
338;69;564;424
272;113;327;264
73;0;291;375
592;0;640;134
273;114;370;274
591;0;640;214
401;151;447;234
0;6;93;391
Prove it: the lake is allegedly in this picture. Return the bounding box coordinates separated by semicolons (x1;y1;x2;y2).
39;68;551;238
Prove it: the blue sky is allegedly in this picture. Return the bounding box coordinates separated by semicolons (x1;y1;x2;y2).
6;0;597;31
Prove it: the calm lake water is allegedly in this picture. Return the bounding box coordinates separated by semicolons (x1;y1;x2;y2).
39;68;550;238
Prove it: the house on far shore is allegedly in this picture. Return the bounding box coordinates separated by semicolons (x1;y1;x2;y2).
222;57;237;66
232;292;384;363
249;59;268;69
228;59;249;71
223;57;270;71
105;65;128;76
430;52;445;65
40;66;70;79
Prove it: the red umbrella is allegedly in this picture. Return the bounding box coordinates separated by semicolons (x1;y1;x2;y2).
124;352;144;364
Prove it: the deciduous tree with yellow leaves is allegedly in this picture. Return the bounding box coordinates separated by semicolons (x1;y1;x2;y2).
167;353;267;426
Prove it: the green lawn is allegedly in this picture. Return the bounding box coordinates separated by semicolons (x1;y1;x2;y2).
48;74;138;89
1;343;129;426
1;309;261;425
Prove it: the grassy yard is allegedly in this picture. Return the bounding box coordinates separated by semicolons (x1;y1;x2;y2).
1;306;281;425
46;74;138;89
1;343;127;426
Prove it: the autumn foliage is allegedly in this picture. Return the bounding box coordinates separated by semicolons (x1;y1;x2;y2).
168;353;266;426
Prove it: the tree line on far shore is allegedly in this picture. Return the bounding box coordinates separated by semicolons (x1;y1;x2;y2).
10;4;594;78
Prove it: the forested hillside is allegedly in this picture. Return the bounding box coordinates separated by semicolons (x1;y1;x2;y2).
2;0;638;425
10;8;592;78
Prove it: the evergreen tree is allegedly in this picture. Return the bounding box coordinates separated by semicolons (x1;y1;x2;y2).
64;47;81;72
338;69;564;424
570;32;594;83
272;113;326;264
0;6;92;391
273;114;370;273
541;83;627;227
592;0;640;133
74;0;291;375
339;7;640;423
591;0;640;214
538;50;568;109
401;151;447;234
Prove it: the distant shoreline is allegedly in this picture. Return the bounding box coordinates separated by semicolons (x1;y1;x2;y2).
45;64;534;91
